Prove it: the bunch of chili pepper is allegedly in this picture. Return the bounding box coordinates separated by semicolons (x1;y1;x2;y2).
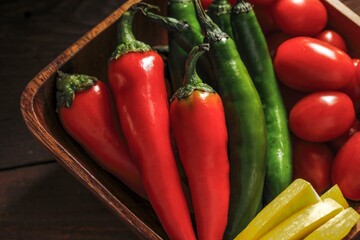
107;6;197;240
55;0;293;239
138;0;292;238
55;71;146;198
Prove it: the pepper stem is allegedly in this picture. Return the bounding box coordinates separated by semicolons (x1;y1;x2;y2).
56;71;97;109
136;5;190;34
117;7;136;45
171;44;215;100
208;0;232;16
110;4;152;60
232;0;253;14
192;0;228;42
185;44;209;86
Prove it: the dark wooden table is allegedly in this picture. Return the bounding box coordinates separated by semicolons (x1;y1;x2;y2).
1;0;359;239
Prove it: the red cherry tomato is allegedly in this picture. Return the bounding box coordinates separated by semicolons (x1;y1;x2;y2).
292;137;333;193
272;0;327;36
329;119;360;152
289;91;356;142
315;29;348;52
332;132;360;200
274;37;356;92
340;60;360;113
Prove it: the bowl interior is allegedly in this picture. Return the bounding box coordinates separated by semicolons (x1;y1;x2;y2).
21;1;170;238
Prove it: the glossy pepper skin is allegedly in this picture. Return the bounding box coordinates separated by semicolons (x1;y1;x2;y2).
192;0;268;239
231;1;292;202
108;7;196;240
170;44;230;240
55;72;146;198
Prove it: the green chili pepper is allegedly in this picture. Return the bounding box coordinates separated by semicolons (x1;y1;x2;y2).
207;0;234;39
231;0;292;203
167;0;202;92
137;3;217;88
191;0;268;239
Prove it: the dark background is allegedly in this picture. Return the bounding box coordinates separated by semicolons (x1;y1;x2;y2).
0;1;138;239
0;0;359;239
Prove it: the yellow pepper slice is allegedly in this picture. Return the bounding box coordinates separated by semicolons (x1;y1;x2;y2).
304;207;360;240
321;184;349;209
259;198;343;240
235;179;320;240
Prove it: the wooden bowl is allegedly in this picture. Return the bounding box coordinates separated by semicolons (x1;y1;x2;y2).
20;0;360;239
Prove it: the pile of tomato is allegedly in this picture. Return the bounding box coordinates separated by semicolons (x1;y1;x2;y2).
237;0;360;200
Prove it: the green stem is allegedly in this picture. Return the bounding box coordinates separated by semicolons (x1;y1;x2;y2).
192;0;228;42
171;44;214;100
209;0;232;15
56;71;97;109
140;9;199;55
111;5;151;60
185;44;208;86
117;7;136;44
232;0;252;14
207;0;234;38
137;7;190;35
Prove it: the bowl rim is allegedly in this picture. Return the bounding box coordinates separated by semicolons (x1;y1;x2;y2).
19;0;163;239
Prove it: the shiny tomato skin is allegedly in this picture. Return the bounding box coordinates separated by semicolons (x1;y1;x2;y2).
332;132;360;200
274;37;356;92
289;91;356;142
272;0;327;36
315;29;348;52
292;137;333;193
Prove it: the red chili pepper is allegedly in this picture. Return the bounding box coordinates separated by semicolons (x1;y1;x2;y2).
108;7;196;240
55;71;146;198
170;44;230;240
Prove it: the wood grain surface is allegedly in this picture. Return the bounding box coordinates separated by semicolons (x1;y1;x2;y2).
1;0;139;239
1;0;360;239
